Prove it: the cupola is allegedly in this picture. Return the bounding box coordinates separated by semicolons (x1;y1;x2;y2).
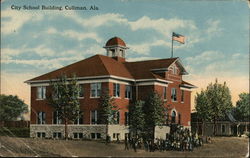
104;37;129;62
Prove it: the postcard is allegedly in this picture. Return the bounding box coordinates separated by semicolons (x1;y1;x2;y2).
1;0;249;157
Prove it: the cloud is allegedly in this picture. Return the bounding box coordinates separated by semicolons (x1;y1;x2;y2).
1;45;57;60
1;9;43;34
2;56;83;69
62;12;197;39
185;51;224;65
129;16;197;37
46;27;103;43
205;19;222;35
83;44;105;55
63;12;128;28
64;30;102;42
127;56;158;62
1;48;20;60
46;27;58;34
1;9;201;56
185;51;248;77
128;40;171;55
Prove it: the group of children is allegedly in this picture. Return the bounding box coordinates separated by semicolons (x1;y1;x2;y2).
124;126;205;152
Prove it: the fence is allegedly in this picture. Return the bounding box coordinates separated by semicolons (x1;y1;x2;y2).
0;120;30;128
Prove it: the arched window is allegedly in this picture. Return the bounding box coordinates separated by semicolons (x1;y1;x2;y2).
171;111;176;123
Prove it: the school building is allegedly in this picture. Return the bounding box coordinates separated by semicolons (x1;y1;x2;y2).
25;37;196;140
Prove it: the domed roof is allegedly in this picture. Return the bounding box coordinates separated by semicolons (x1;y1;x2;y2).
105;37;126;47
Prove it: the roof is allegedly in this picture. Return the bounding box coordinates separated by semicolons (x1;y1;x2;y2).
124;58;178;79
105;37;126;47
27;55;133;82
180;80;197;88
26;54;193;86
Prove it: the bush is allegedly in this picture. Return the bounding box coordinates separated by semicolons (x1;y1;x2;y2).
0;127;29;137
244;131;250;138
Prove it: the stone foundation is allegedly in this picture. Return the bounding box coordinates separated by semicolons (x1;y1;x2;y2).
30;124;170;140
108;125;129;141
30;124;106;139
155;126;170;139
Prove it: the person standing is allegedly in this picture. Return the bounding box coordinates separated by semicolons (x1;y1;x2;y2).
132;137;137;152
124;136;129;150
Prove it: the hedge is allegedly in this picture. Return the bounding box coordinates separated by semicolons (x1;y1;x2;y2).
0;127;29;137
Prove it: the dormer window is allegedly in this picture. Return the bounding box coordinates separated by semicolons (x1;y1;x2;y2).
172;66;178;75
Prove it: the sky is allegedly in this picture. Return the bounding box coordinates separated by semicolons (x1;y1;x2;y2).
1;0;249;119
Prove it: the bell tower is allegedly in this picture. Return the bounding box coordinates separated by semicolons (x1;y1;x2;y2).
104;37;129;62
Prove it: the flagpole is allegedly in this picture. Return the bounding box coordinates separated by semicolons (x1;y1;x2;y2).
171;33;174;58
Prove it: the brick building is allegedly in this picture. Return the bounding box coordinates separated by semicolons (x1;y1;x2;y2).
25;37;196;140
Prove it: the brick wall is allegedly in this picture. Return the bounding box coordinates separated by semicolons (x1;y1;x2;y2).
30;82;131;125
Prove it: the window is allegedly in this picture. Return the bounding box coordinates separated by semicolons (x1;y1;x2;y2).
222;125;225;134
171;88;177;101
163;87;167;100
53;132;62;139
79;133;83;139
37;86;46;99
74;111;83;124
113;83;120;97
53;111;62;124
91;133;96;139
90;83;101;98
73;133;83;139
125;112;129;125
125;133;130;139
37;112;46;124
91;110;98;124
52;87;60;99
96;133;101;139
113;133;120;140
178;113;181;124
37;132;46;138
78;84;84;98
91;133;101;139
125;85;132;99
172;66;178;75
171;111;176;123
74;133;78;139
181;90;184;102
113;111;120;124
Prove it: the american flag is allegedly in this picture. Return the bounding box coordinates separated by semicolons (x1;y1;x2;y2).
172;32;185;44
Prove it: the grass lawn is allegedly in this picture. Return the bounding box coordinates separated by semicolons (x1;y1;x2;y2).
0;136;248;157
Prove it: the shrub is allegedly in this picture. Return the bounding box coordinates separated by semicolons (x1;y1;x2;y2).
0;127;29;137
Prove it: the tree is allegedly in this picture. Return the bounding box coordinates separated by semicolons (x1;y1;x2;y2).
129;100;145;138
207;79;233;135
234;93;250;132
98;89;117;143
143;91;165;140
47;74;81;140
195;90;210;135
0;95;28;121
235;93;250;121
195;79;233;135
